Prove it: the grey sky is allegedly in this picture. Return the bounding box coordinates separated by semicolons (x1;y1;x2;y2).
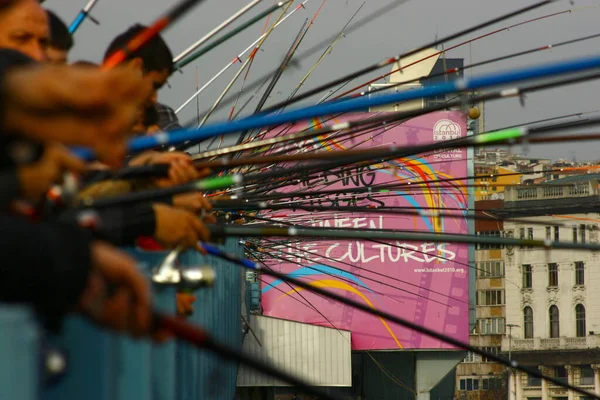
46;0;600;161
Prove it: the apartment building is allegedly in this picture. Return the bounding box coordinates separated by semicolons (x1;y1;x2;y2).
456;200;508;399
496;177;600;400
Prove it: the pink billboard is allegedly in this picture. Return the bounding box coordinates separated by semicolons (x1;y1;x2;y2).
258;111;469;350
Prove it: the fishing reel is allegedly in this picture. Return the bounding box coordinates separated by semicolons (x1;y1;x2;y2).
152;246;217;291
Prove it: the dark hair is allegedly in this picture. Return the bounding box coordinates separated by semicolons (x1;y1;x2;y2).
103;24;173;74
46;10;73;51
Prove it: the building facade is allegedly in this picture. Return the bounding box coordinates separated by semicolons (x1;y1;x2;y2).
497;178;600;400
455;200;508;399
475;165;522;201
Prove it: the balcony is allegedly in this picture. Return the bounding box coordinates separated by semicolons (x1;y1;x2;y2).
504;181;597;203
502;336;600;352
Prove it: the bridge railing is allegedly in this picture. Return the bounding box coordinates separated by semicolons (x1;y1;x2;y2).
0;238;243;400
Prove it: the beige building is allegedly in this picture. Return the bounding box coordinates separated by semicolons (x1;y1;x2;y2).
456;200;508;399
497;177;600;400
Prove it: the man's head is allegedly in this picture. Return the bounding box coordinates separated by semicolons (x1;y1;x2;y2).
104;24;173;105
46;9;72;64
0;0;49;62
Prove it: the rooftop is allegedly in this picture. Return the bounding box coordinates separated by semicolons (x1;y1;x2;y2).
491;177;600;218
546;173;600;185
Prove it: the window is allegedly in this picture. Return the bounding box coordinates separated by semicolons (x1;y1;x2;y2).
581;365;594;385
520;228;526;248
546;226;551;240
463;351;482;363
482;378;502;390
523;264;532;288
554;226;560;241
528;228;534;240
478;318;505;335
477;231;503;250
548;263;558;287
528;368;542;387
480;346;500;363
477;290;504;306
575;262;585;286
524;307;534;338
576;304;586;338
549;305;560;338
580;225;586;244
459;378;479;391
573;227;578;243
477;261;504;278
554;366;568;385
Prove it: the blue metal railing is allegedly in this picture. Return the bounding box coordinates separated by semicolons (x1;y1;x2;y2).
0;238;243;400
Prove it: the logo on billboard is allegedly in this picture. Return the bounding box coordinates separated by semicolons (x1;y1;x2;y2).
433;119;461;141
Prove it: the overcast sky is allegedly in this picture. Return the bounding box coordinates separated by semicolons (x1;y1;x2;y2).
45;0;600;161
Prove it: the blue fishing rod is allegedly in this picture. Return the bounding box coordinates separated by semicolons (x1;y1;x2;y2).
73;51;600;161
68;0;101;34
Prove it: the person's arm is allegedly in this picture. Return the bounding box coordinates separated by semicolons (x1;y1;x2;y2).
57;203;157;247
0;169;21;208
0;216;93;332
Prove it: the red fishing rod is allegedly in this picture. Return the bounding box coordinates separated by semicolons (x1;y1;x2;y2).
103;0;207;69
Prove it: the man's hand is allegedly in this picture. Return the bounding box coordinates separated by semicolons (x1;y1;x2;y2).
77;241;151;337
17;143;86;201
2;65;152;167
172;192;215;221
129;151;199;188
153;204;210;251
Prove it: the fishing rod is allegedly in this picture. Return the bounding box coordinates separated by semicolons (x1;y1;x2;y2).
223;1;292;125
77;174;241;209
193;2;296;130
188;66;600;164
244;240;455;307
252;234;503;286
248;218;513;293
175;1;293;70
155;313;340;400
199;242;600;399
254;236;483;293
347;31;600;101
173;0;264;64
256;0;562;114
103;0;208;69
174;0;310;114
230;129;600;195
330;8;578;101
281;2;364;111
188;0;411;124
68;0;101;34
227;1;358;122
218;204;567;229
208;224;600;252
77;51;600;158
234;0;329;146
249;230;465;305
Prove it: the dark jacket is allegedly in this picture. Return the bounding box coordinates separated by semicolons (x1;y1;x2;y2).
0;48;93;331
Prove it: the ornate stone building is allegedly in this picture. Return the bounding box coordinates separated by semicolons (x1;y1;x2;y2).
496;177;600;400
